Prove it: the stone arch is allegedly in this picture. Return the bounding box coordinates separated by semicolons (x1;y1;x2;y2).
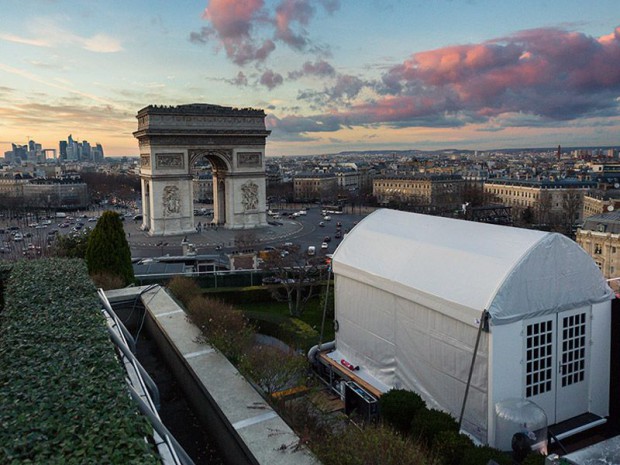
133;104;270;236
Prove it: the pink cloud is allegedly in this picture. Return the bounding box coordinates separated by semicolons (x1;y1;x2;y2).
202;0;265;39
288;59;335;79
260;69;284;90
378;26;620;121
274;26;620;137
192;0;340;65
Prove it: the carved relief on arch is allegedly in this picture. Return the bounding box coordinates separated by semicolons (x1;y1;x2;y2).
162;185;181;215
188;148;232;170
240;181;259;211
155;153;184;169
237;152;261;167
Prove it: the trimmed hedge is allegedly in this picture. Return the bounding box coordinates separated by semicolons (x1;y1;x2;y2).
0;259;160;464
410;408;459;445
379;389;426;433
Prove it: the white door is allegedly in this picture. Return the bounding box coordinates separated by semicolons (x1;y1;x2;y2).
523;308;590;424
556;308;589;422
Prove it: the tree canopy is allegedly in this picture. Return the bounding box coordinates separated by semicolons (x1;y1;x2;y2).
85;211;134;286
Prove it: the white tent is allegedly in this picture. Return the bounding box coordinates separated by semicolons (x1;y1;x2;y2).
331;209;613;447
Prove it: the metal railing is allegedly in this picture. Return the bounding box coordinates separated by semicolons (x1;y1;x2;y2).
98;289;194;465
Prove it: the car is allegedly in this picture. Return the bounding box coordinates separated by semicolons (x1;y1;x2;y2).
319;221;325;227
283;242;293;248
321;242;329;249
337;222;342;227
323;215;332;221
335;231;342;239
323;236;331;242
13;233;23;242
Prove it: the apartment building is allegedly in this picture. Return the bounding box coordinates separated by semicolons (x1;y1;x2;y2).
373;174;464;211
483;178;595;224
293;173;338;202
576;211;620;279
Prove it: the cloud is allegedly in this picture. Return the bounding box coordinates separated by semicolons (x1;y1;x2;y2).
273;26;620;137
191;0;340;65
260;69;284;90
230;71;248;86
288;59;335;79
0;19;122;53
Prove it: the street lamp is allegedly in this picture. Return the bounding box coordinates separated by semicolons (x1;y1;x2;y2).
156;241;168;256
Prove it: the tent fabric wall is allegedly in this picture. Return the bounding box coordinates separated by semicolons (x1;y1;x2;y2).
336;274;489;442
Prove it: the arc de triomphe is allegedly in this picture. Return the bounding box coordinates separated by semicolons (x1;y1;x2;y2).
133;104;270;236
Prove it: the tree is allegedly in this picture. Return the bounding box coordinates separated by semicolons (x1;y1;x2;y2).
261;244;323;317
85;210;134;285
52;230;91;259
562;191;583;235
239;344;307;397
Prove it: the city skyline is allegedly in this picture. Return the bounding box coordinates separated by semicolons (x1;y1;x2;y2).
1;1;619;157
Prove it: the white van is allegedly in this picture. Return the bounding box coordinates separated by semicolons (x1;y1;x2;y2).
307;245;316;256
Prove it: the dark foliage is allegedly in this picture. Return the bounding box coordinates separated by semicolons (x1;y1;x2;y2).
0;259;160;464
410;408;459;445
379;389;426;434
85;211;134;285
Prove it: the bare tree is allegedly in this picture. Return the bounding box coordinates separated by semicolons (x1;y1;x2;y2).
261;245;324;317
234;230;258;250
562;191;583;235
537;190;553;225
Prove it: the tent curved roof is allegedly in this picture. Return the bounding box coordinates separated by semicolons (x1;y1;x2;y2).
332;209;613;326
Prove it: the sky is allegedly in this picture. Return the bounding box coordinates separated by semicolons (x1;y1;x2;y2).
1;1;619;157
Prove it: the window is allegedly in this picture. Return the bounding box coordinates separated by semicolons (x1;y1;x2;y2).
595;244;602;254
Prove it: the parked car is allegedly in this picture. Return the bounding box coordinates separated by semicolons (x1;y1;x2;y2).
323;236;331;243
321;242;329;250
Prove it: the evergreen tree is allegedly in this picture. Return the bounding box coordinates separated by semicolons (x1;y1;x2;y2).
86;211;134;285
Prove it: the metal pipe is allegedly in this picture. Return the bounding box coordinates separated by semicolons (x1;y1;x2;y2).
458;309;487;430
98;288;137;353
107;327;161;411
127;384;195;465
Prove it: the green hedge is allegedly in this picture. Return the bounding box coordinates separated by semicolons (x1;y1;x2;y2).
0;259;160;464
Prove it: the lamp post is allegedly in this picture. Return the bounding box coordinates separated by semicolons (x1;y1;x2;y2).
156;241;168;256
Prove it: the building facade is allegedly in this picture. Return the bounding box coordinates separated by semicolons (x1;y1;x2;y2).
0;177;89;209
576;211;620;279
483;179;595;224
373;174;464;211
293;173;338;202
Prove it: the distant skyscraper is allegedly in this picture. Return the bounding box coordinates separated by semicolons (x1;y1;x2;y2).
557;145;561;161
59;140;67;160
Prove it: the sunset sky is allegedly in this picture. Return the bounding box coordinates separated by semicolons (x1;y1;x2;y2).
1;0;619;157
